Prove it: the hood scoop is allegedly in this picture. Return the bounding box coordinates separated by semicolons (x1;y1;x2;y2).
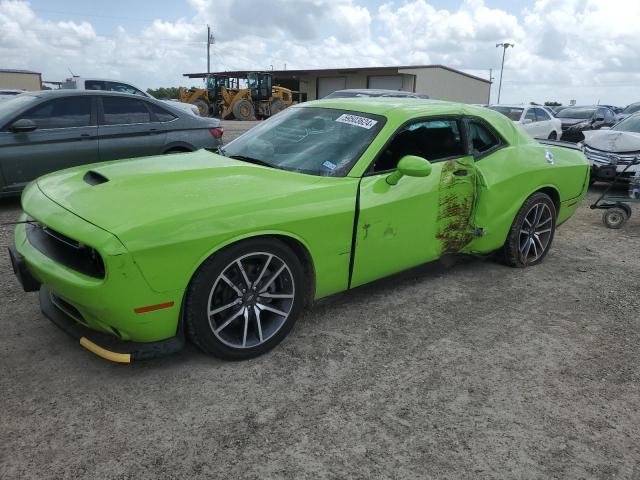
83;170;109;186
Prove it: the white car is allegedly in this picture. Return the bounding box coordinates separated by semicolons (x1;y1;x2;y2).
487;105;562;140
61;77;200;117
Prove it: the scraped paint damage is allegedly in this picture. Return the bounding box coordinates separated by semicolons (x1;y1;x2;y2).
436;159;476;254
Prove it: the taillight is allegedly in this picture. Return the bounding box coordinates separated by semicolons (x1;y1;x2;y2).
209;127;223;139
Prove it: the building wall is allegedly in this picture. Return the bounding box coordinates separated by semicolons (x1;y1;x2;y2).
297;71;415;100
400;67;489;103
0;72;41;90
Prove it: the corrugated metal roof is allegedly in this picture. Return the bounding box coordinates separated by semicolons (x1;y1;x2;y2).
183;64;491;84
0;68;41;75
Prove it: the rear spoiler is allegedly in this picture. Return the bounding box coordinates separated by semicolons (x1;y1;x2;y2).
537;139;582;151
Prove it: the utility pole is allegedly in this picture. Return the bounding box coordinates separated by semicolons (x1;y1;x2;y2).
495;42;514;104
206;25;215;75
487;68;495;104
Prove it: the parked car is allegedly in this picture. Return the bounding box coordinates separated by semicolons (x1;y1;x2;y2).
616;102;640;122
325;89;428;99
548;105;569;115
9;98;589;363
0;90;223;197
581;113;640;183
557;105;617;142
62;77;200;117
487;105;562;139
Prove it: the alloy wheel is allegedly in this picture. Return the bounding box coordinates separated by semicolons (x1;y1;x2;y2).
519;203;553;264
206;252;295;349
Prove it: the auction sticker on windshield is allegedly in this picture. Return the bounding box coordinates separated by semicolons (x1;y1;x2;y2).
336;114;378;129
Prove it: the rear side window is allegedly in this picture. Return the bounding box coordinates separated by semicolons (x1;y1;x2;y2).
148;102;177;122
102;97;151;125
17;97;92;129
85;80;107;91
468;120;502;155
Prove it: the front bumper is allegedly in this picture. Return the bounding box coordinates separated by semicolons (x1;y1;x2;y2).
39;287;184;362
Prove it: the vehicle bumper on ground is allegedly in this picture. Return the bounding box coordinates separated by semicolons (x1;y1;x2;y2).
12;184;186;362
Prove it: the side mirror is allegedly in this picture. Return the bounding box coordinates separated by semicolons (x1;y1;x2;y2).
386;155;432;185
10;118;37;133
522;118;533;125
593;116;604;123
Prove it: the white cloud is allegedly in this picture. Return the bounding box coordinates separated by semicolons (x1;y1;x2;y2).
0;0;639;105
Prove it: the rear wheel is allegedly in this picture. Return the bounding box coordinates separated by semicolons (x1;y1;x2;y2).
232;99;255;121
185;238;305;359
504;192;557;267
548;131;557;140
191;98;210;117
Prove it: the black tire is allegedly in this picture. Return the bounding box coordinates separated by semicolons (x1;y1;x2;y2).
185;238;305;360
548;131;558;140
504;192;557;267
602;207;628;229
191;98;210;117
164;147;191;154
269;99;286;116
232;99;255;121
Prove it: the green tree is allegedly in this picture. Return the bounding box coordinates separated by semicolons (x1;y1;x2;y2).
146;87;180;100
544;101;562;106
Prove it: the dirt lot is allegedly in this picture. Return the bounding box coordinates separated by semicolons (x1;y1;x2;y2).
1;122;640;479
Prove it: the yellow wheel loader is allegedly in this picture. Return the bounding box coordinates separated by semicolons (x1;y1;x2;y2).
178;73;294;120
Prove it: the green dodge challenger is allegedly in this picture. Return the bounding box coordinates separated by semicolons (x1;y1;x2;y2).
9;99;590;362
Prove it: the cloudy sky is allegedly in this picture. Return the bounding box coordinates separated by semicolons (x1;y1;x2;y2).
1;0;638;105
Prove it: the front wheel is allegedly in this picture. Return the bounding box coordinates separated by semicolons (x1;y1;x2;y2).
185;238;305;359
548;131;558;140
504;192;557;267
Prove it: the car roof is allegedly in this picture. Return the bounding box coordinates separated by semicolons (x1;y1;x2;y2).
299;97;533;145
488;104;527;108
16;89;154;99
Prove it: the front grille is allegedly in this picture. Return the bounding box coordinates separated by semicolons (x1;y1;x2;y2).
50;292;86;325
26;219;105;279
584;145;640;165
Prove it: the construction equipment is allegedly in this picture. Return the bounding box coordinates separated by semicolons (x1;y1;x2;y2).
178;72;294;120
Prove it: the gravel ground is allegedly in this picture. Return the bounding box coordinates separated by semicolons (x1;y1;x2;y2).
1;123;639;479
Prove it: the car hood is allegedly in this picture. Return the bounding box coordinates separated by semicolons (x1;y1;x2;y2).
583;130;640;153
36;150;324;238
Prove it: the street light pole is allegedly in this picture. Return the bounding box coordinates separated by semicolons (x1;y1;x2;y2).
495;42;514;104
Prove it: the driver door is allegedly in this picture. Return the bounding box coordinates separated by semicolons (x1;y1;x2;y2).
350;118;477;288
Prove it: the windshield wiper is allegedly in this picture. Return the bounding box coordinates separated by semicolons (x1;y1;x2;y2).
228;155;273;168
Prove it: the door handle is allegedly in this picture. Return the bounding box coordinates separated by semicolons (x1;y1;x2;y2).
453;169;468;176
148;128;160;135
79;133;94;140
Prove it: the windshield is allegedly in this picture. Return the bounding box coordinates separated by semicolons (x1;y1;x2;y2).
221;107;385;176
612;115;640;133
622;103;640;115
557;107;596;119
0;94;38;115
488;106;523;121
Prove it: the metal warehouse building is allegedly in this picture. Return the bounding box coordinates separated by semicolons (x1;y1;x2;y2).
185;65;491;104
0;69;42;91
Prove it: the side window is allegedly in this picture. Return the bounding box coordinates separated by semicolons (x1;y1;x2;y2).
371;119;465;173
85;80;107;91
604;109;615;123
18;97;92;129
524;108;537;122
102;97;151;125
596;108;607;120
535;108;551;121
106;82;146;97
147;102;177;122
468;120;501;156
